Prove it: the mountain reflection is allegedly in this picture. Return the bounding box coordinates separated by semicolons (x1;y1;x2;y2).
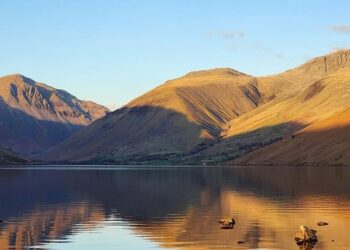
0;203;104;249
0;166;349;249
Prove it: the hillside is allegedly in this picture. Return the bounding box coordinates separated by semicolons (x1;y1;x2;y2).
40;68;261;162
196;51;350;164
0;74;109;155
40;50;350;165
0;146;28;164
233;108;350;166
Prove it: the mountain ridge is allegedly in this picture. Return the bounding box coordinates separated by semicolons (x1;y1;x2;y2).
0;74;109;155
40;49;350;165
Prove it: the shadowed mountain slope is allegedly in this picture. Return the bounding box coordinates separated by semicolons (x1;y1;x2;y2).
233;108;350;166
0;74;109;155
39;69;260;161
0;146;28;164
194;62;350;164
41;50;350;165
40;68;262;162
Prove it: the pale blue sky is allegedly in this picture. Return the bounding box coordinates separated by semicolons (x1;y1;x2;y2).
0;0;349;110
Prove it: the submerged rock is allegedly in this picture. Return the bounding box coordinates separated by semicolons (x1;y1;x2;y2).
317;221;328;226
221;224;234;229
295;225;318;244
218;218;235;226
297;241;317;250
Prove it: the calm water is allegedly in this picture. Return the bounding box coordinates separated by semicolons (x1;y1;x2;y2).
0;166;349;250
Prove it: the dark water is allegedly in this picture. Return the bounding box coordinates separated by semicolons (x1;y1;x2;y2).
0;166;349;249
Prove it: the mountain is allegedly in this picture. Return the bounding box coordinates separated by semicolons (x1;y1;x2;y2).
0;146;28;164
40;50;350;165
200;50;350;164
0;74;109;155
233;108;350;166
40;68;261;162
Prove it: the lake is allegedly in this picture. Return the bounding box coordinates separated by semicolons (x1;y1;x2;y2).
0;166;349;249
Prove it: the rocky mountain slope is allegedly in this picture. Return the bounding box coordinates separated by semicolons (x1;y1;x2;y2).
0;74;109;155
199;50;350;165
40;50;350;165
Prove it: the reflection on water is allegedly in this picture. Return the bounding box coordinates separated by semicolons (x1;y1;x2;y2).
0;166;349;249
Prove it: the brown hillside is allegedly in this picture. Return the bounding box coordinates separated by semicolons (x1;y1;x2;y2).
193;51;350;164
40;68;261;162
233;108;350;166
0;74;109;155
40;50;350;165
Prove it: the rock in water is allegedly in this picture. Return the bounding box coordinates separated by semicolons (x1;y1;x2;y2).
220;222;234;229
317;221;328;226
295;225;318;244
218;218;235;229
297;241;317;250
218;218;235;225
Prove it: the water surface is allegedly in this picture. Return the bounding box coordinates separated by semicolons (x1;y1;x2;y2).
0;166;349;249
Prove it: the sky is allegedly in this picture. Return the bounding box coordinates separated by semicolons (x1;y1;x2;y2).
0;0;349;110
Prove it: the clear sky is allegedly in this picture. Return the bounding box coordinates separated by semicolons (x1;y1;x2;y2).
0;0;349;110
